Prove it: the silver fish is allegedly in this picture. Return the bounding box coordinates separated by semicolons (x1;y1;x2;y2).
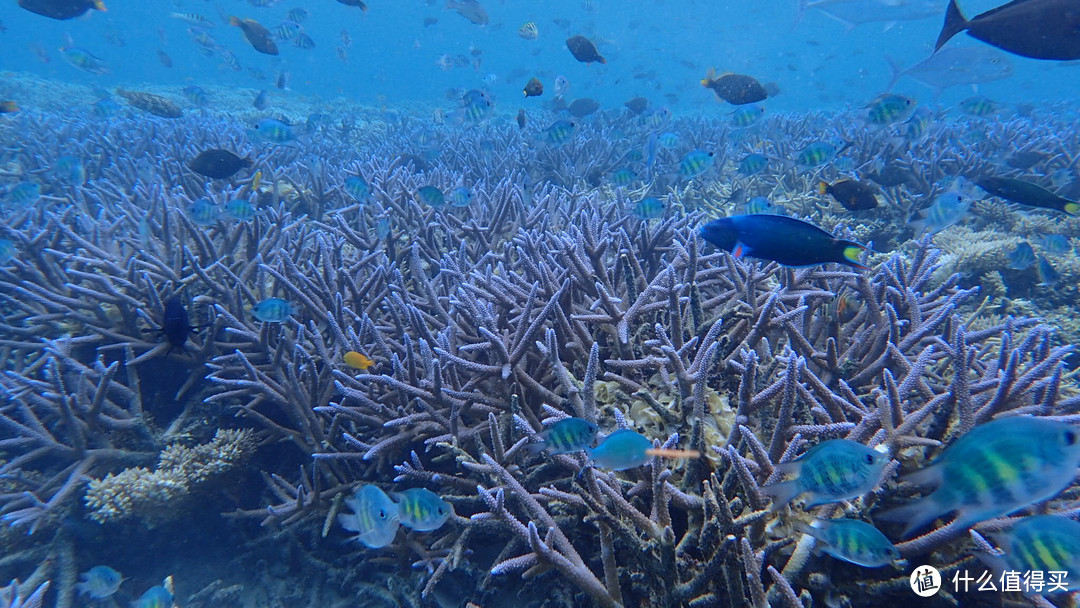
887;46;1013;95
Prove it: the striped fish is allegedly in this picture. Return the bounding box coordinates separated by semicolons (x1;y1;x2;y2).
338;484;399;548
980;515;1080;592
762;439;890;510
880;417;1080;537
795;518;899;568
526;417;598;456
394;488;452;532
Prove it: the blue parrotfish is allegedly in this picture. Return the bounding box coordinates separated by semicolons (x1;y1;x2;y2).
794;518;899;568
75;566;123;599
879;417;1080;537
394;488;452;532
699;215;871;270
762;438;890;510
338;484;400;548
526;417;599;456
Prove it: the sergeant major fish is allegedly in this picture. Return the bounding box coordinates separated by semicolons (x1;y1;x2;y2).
338;484;400;548
526;417;599;456
794;518;900;568
761;438;890;509
395;488;452;531
879;417;1080;537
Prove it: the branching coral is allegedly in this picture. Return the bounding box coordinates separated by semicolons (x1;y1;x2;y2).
1;101;1078;608
83;429;254;524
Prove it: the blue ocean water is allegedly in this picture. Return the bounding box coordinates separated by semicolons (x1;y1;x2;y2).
2;1;1080;608
1;0;1077;109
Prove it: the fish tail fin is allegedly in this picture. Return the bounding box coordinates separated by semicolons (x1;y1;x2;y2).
876;497;944;538
523;441;547;457
935;0;968;52
884;54;903;91
838;241;872;270
1064;202;1079;215
93;0;107;11
817;181;829;195
701;67;716;87
792;518;828;542
909;218;929;238
337;512;360;533
760;480;802;510
598;57;607;64
228;16;240;27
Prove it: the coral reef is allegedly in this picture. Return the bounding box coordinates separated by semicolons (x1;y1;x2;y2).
0;86;1078;608
83;429;255;524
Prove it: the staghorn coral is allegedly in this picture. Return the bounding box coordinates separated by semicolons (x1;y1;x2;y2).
83;429;254;524
1;91;1079;608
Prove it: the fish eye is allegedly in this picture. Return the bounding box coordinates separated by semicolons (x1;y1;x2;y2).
863;454;875;464
1065;430;1077;445
437;507;445;515
378;509;387;519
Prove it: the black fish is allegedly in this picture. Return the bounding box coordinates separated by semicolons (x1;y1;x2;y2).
974;175;1080;214
18;0;104;20
229;16;279;55
160;296;195;353
818;179;879;211
865;163;914;188
624;97;649;115
936;0;1080;61
189;149;252;180
701;69;769;105
523;77;543;97
567;98;599;118
516;108;527;129
566;35;606;64
699;214;871;270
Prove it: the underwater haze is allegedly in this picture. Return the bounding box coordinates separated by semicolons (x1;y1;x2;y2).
2;1;1080;608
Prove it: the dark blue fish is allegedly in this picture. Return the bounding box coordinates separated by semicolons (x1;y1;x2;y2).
699;215;871;270
936;0;1080;61
159;295;197;353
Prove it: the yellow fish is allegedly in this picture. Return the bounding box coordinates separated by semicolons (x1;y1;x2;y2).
343;351;375;370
